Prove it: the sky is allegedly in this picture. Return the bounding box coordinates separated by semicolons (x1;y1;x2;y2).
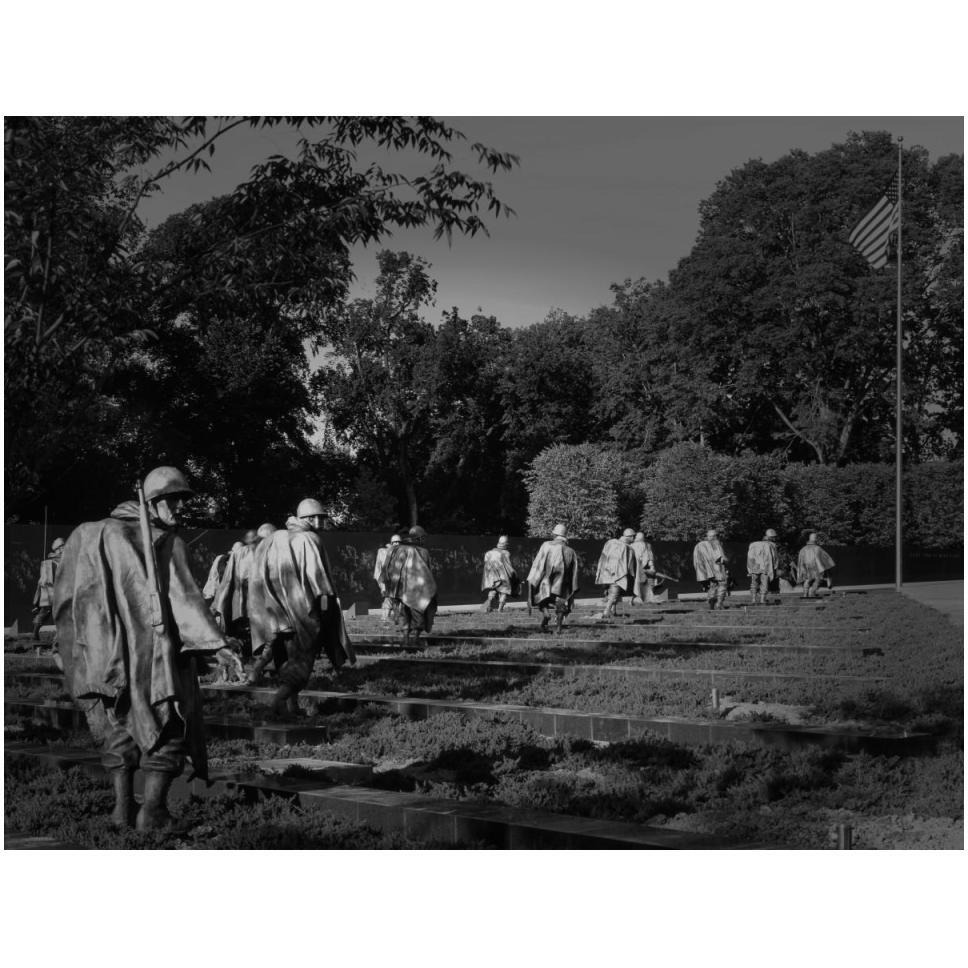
136;116;964;329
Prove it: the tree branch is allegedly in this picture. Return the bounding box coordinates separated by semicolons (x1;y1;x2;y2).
772;400;825;463
115;117;252;241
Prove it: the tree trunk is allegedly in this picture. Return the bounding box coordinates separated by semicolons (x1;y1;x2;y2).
397;435;419;527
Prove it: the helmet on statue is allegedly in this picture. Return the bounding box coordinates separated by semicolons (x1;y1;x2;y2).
143;466;194;503
297;498;326;519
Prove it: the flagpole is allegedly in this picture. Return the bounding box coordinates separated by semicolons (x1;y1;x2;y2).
895;138;903;591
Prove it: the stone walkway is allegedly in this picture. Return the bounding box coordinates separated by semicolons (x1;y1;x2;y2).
900;580;963;626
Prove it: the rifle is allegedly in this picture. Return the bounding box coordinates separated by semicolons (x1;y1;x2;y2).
650;572;679;584
135;480;208;783
526;580;533;616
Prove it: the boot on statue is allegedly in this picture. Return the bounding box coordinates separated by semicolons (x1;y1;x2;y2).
109;768;136;829
136;771;176;832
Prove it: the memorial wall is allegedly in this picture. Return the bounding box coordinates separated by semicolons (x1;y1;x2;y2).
4;525;961;627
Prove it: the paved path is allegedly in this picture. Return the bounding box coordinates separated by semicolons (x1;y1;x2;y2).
372;582;964;620
900;580;963;626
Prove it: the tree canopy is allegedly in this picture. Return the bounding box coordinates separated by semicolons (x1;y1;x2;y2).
5;116;517;523
5;122;962;539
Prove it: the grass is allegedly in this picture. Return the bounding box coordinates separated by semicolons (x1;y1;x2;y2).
5;589;962;849
334;592;964;733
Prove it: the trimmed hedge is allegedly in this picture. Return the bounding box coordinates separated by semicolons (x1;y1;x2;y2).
636;444;961;547
638;445;793;541
524;443;624;538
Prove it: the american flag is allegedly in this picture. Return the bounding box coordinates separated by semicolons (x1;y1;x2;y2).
849;171;900;270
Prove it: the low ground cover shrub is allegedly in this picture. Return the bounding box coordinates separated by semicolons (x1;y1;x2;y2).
2;757;475;849
351;592;960;731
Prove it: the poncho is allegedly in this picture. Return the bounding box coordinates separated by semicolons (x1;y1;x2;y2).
53;501;226;778
693;539;728;582
248;517;355;669
202;553;228;601
373;545;391;596
797;543;836;582
382;542;438;631
212;543;255;627
527;539;580;606
33;555;59;609
481;547;517;593
746;540;778;578
631;539;657;603
595;538;637;590
631;539;654;572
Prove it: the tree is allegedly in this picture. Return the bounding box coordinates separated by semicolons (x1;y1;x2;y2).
583;279;666;450
421;309;516;531
496;310;600;526
657;131;963;464
5;116;518;521
315;251;441;527
523;443;626;539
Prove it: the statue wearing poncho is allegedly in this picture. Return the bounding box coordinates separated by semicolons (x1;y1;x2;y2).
746;537;778;605
481;538;518;612
247;516;355;715
526;532;580;633
32;541;63;640
595;534;637;619
693;534;729;610
797;538;835;598
202;551;229;604
212;535;259;659
373;540;397;621
382;533;438;642
54;502;231;786
631;535;658;603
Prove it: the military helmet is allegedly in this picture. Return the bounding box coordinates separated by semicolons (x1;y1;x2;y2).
390;534;402;545
51;537;65;552
143;466;194;503
297;498;325;519
621;528;635;538
705;529;718;540
257;523;276;539
409;525;427;540
765;528;778;538
497;535;509;549
552;523;567;538
635;532;645;542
